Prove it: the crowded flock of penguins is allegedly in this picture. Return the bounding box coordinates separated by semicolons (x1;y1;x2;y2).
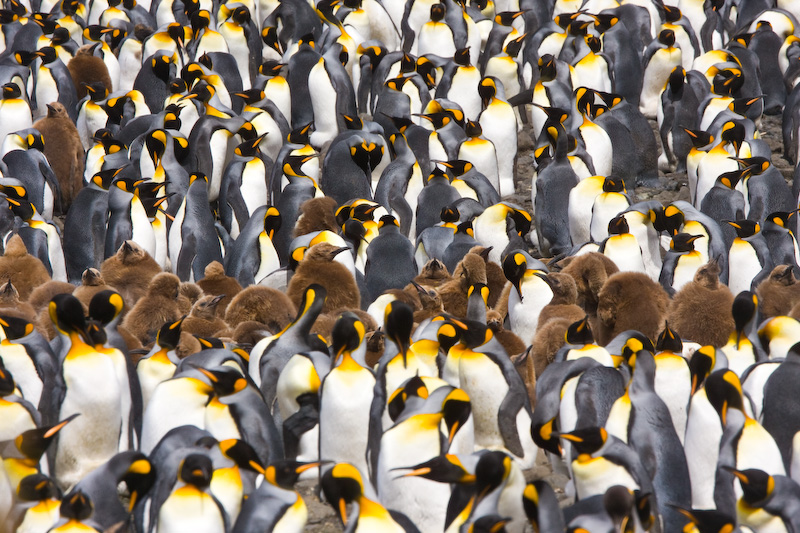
4;0;800;530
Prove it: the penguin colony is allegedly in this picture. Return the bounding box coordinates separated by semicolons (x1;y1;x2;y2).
1;0;800;531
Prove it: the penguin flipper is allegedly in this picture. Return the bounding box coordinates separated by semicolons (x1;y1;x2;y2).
40;159;63;215
175;233;197;281
497;386;525;457
389;510;422;533
282;394;319;460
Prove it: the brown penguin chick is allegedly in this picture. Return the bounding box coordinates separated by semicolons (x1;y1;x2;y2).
67;44;112;99
180;295;228;338
178;282;203;315
756;265;800;319
437;253;487;318
175;331;202;359
559;252;620;314
469;246;507;308
313;308;378;342
595;271;670;346
100;241;163;308
669;260;735;347
224;285;296;333
0;281;37;322
293;197;340;237
230;320;272;346
413;258;453;289
530;317;572;377
32;102;84;211
406;282;444;323
389;287;422;312
27;280;75;313
287;242;360;313
72;268;114;311
537;272;586;328
487;309;527;356
196;261;242;317
365;329;385;368
121;272;183;345
0;235;51;300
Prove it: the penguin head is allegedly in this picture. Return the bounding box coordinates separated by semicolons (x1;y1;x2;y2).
657;29;676;47
439;159;472;178
429;3;445;22
766;211;796;229
262;206;281;240
607;215;630;236
666;66;686;94
732;291;758;334
718;168;748;189
48;294;89;338
121;455;155;511
378;214;400;232
179;454;214;489
465;120;482;138
619;333;655;369
60;491;94;521
49;26;72;46
538;54;557;81
15;414;80;462
478;77;498;106
84;81;109;102
87;289;125;325
330;312;366;360
416;57;437;89
655;322;682;353
502;250;528;298
727;467;773;506
0;315;34;341
565;316;593;345
601;177;625;194
321;463;365;524
283;153;319;179
0;182;29;204
475;451;512;502
441;387;471;448
732;155;770;175
155;317;184;350
661;204;685;235
454;47;471;67
669;233;703;252
593;14;619;33
291;283;327;326
234;134;265;158
712;69;744;96
384;300;413;357
261;26;284;55
705;369;745;424
387;375;429;421
688;345;717;394
393;454;475;484
17;474;61;502
729;95;763;117
1;83;22;100
12;51;36;67
684;128;714;150
83;24;111;42
720;120;745;151
263;460;322;489
693;258;722;289
494;10;524;27
725;219;759;239
556;426;608;456
662;4;682;23
189;9;211;35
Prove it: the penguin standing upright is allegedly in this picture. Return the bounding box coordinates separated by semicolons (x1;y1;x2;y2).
75;81;109;150
32;102;84;212
318;314;376;480
32;45;78;121
63;169;116;283
640;30;683;118
49;294;128;490
0;83;32;145
169;173;224;282
478;76;517;197
727;220;773;295
365;215;417;305
218;134;273;239
534;124;578;256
